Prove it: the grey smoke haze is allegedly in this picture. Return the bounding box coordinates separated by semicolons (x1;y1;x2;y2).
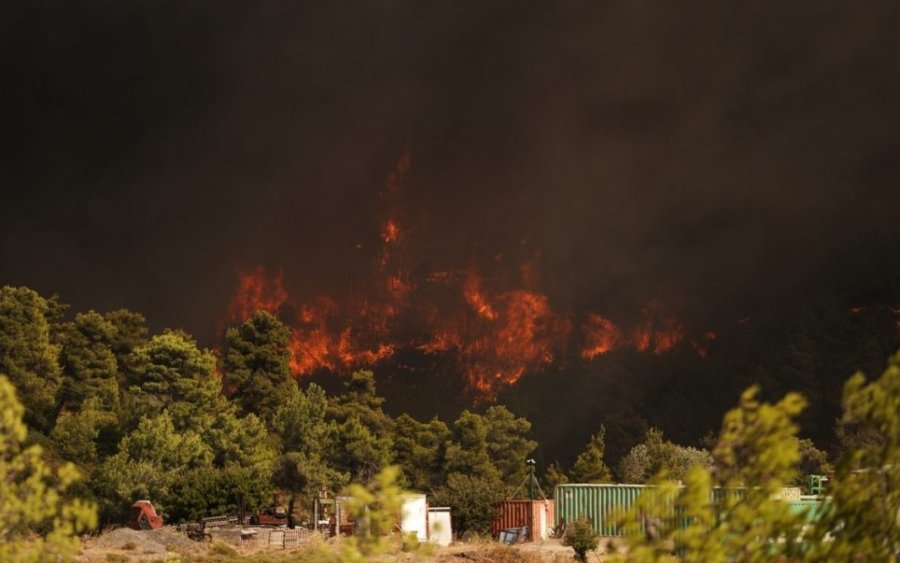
2;0;899;342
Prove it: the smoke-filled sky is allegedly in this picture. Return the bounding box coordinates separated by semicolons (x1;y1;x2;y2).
3;0;900;345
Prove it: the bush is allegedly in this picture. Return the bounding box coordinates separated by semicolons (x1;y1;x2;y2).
431;473;504;537
563;518;599;562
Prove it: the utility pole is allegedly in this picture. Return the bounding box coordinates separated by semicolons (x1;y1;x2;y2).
527;458;536;501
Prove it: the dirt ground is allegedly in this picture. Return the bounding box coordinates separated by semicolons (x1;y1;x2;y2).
437;537;621;562
76;527;624;562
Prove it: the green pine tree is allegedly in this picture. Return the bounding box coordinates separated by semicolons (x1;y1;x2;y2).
571;425;613;483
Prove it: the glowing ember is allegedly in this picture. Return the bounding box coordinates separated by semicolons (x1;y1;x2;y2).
381;219;400;244
690;331;718;358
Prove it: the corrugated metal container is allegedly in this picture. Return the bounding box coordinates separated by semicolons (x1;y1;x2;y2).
555;484;649;536
556;484;806;537
788;497;827;523
492;499;555;542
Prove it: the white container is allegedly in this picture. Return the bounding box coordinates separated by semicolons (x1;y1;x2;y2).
400;494;429;542
428;507;452;547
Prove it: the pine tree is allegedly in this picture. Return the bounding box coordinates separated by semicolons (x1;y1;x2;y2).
393;413;450;491
484;405;538;486
571;425;612;483
125;330;223;431
56;311;120;415
0;286;63;431
222;311;293;422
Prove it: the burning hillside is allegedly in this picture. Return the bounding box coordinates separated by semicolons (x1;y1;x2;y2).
224;152;718;401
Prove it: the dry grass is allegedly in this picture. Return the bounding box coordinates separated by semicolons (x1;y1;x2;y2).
77;526;617;563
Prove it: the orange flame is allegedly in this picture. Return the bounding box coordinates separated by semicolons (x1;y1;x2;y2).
464;269;497;320
582;314;622;359
228;266;288;323
381;219;400;244
223;149;717;402
580;303;687;358
228;262;712;400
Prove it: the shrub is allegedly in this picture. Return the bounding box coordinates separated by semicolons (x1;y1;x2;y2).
563;518;599;562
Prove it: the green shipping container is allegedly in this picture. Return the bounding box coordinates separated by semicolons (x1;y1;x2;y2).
554;484;651;536
554;484;750;537
788;497;827;524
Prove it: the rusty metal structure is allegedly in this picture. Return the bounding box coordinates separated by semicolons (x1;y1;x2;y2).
128;500;164;530
491;499;555;542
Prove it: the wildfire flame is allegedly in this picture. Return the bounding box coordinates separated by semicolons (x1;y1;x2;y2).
228;266;288;321
224;150;716;401
581;302;688;359
381;219;400;244
464;269;498;321
581;314;622;359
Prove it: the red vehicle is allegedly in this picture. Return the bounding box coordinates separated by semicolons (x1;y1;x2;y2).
129;500;164;530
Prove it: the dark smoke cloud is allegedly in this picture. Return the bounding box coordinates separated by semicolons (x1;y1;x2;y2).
2;0;900;343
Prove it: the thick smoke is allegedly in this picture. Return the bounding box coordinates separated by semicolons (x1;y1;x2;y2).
3;1;899;340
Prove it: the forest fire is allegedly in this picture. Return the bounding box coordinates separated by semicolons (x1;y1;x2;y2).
225;152;713;400
228;266;288;322
581;302;689;359
581;314;622;359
